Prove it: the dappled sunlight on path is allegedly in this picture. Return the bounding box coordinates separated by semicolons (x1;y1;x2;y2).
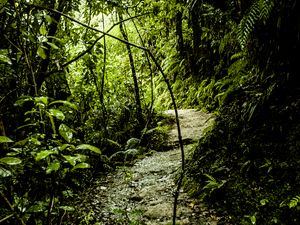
75;109;218;225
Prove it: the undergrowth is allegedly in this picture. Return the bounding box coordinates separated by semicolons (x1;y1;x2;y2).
178;1;300;224
183;68;300;224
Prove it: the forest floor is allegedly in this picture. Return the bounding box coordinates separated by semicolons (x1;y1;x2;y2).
75;109;218;225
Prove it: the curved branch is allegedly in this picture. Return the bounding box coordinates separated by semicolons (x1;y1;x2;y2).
61;13;149;69
23;3;149;50
147;51;185;225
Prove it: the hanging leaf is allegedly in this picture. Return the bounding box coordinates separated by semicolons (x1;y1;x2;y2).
27;202;47;213
0;157;22;165
49;100;78;110
59;124;73;143
250;215;256;224
72;162;90;170
35;150;57;161
14;96;33;107
46;161;60;174
59;144;75;151
37;46;47;59
44;15;52;24
0;136;13;143
62;155;77;166
14;138;28;146
74;154;87;162
62;154;87;167
35;96;48;105
76;144;101;154
0;166;12;177
39;24;47;36
0;53;12;64
28;204;45;213
47;42;59;50
49;109;65;120
29;137;41;146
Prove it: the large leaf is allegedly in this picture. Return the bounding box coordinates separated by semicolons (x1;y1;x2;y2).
14;96;33;107
0;52;11;64
72;162;90;170
46;161;60;174
74;154;87;162
37;46;47;59
35;96;48;105
44;15;52;24
0;167;12;177
62;155;77;166
63;154;86;167
47;42;59;50
76;144;101;154
35;150;57;161
59;144;75;151
0;157;22;165
49;109;65;120
27;201;47;213
0;136;13;143
49;100;78;110
39;24;47;35
59;124;73;143
14;138;28;146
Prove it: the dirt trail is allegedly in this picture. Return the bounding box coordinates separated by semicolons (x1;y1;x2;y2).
76;109;216;225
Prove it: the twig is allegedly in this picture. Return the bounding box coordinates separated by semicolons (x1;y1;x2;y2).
0;214;14;223
0;88;17;105
0;191;26;225
46;193;55;225
58;210;66;225
100;8;108;136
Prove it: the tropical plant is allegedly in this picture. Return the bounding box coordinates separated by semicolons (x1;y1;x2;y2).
0;96;102;224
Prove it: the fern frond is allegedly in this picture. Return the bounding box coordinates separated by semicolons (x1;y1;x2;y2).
289;195;300;208
237;1;260;48
259;0;275;22
237;0;274;48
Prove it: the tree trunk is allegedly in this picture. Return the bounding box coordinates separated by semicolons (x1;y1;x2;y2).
119;13;144;129
175;0;185;58
190;3;202;77
35;0;70;99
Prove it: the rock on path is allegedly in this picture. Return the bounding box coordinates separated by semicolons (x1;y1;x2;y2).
75;109;217;225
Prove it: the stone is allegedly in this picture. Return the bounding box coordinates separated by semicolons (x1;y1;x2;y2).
124;148;140;161
144;202;173;218
125;138;141;150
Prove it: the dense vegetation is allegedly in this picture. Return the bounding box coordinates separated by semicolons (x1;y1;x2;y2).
0;0;299;224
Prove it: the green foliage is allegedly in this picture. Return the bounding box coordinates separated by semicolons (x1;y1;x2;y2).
0;136;13;143
237;0;274;48
0;0;298;224
288;196;300;209
0;97;102;224
182;1;300;224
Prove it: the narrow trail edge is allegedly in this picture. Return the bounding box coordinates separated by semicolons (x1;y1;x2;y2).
23;4;186;224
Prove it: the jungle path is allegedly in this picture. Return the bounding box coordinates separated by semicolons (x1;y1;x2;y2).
76;109;217;225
